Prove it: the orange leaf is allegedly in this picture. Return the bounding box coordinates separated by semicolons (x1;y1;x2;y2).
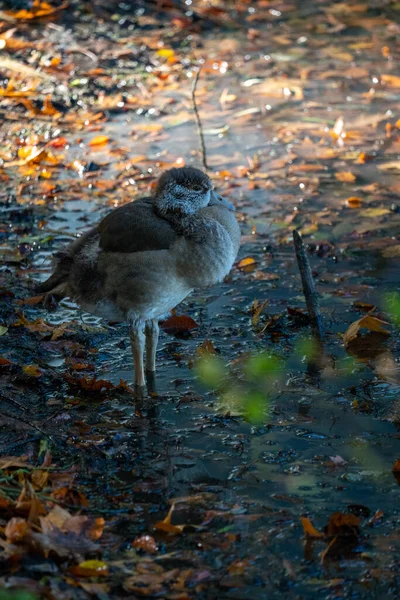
0;357;12;366
89;135;109;147
5;517;30;542
5;0;69;20
335;171;356;183
154;504;185;535
393;459;400;473
300;516;324;538
346;196;361;208
238;257;256;269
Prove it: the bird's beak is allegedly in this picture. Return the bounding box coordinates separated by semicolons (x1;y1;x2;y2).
209;189;236;211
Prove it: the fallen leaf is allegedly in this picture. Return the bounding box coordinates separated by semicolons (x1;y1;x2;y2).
70;560;109;577
132;535;158;553
23;364;43;377
89;135;109;147
361;207;390;217
0;326;8;335
381;74;400;88
343;315;390;347
382;245;400;258
392;459;400;473
251;299;268;326
161;315;199;333
238;257;256;269
335;171;356;183
5;517;30;542
346;196;361;208
5;0;69;20
196;339;217;357
300;516;324;538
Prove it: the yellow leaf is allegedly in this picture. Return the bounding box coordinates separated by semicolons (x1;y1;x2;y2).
382;245;400;258
361;207;390;217
156;48;175;59
23;364;43;377
300;517;324;538
89;135;109;147
335;171;356;183
238;257;256;269
343;315;390;347
70;560;109;577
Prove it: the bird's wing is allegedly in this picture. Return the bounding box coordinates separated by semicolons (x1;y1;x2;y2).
98;197;179;253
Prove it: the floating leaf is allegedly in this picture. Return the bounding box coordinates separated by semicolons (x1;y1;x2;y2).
335;171;356;183
346;196;361;208
238;257;255;269
132;535;158;553
5;0;69;20
161;315;198;333
89;135;109;147
23;364;43;377
361;207;390;218
70;560;109;577
343;315;390;347
300;516;324;538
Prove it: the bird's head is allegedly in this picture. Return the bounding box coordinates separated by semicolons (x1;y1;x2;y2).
153;166;234;217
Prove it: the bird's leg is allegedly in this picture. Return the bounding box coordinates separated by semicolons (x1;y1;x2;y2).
145;319;159;373
129;323;146;387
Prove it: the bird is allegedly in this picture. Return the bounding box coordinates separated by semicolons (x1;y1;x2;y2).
36;166;241;389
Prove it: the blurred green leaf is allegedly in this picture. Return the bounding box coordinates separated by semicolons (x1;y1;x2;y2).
196;355;227;389
294;336;319;362
0;592;39;600
384;291;400;327
245;391;269;424
245;352;282;380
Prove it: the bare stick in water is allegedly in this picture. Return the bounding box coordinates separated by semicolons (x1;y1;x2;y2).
293;229;323;341
191;67;209;171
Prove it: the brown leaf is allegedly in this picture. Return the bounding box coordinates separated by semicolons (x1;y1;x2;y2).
5;517;31;542
300;516;324;538
161;315;199;333
343;315;390;347
251;299;268;327
392;459;400;473
132;535;158;553
326;512;361;537
196;339;217;357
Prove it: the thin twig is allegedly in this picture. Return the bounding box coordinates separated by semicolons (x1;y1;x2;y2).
293;229;323;341
191;67;209;171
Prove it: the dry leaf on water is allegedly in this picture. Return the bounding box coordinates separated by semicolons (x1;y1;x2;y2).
300;516;324;538
343;315;390;347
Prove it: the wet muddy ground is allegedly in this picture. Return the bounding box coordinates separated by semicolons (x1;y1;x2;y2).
0;1;399;598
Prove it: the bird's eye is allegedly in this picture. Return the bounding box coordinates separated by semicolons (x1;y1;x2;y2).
192;185;202;192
